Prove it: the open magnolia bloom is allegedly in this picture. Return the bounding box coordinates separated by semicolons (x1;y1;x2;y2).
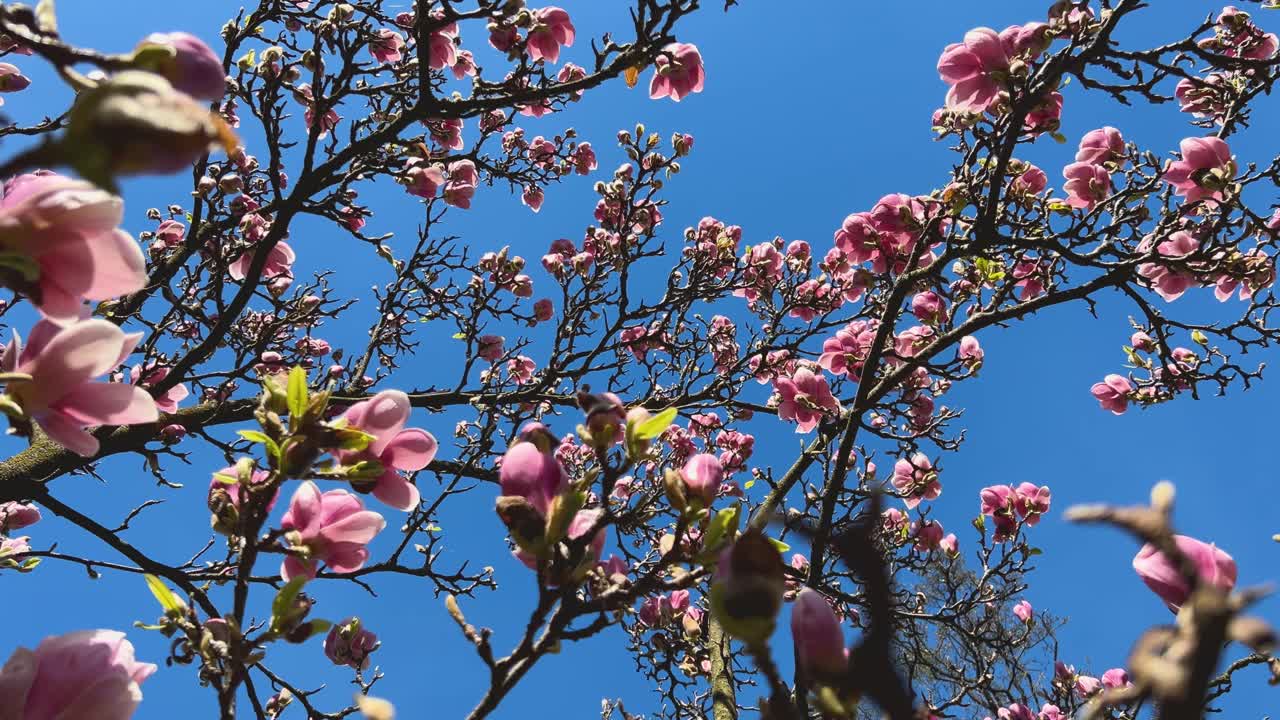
1;317;157;456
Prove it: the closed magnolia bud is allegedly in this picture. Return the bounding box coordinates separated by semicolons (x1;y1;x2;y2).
132;32;227;101
1132;534;1236;612
681;453;722;508
710;529;785;645
64;70;235;187
791;588;846;678
663;468;688;512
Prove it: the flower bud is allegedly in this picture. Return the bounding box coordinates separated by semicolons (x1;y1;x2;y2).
710;529;785;645
133;32;227;101
791;588;846;679
324;617;379;670
680;453;723;508
64;70;236;187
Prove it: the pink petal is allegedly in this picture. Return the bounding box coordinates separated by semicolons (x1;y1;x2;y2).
319;509;385;545
55;383;158;426
372;470;420;511
383;428;437;471
35;411;99;456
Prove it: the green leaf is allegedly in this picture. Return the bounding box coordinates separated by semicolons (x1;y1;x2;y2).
633;407;678;440
238;429;271;444
286;366;308;418
700;504;741;555
452;332;467;340
270;577;308;634
0;252;42;283
143;574;185;614
334;428;375;451
766;537;790;553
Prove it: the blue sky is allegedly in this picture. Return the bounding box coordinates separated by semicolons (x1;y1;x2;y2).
2;1;1277;717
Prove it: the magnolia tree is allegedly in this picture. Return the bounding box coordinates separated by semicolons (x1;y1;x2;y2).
0;0;1278;718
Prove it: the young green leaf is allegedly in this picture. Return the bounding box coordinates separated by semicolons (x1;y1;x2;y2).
633;407;678;440
287;366;308;418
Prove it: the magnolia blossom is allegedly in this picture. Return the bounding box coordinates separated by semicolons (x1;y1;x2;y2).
0;501;39;532
0;630;156;720
369;29;405;64
1164;136;1235;205
0;62;30;104
958;335;984;369
774;367;841;433
1101;668;1131;689
2;318;157;456
1132;534;1237;611
338;390;438;511
279;481;386;581
1075;127;1125;166
0;172;147;319
681;453;723;507
1137;231;1200;301
1089;374;1132;415
1012;599;1033;623
937;27;1008;112
891;453;941;508
499;424;567;515
791;588;846;677
324;618;379;670
134;32;224;102
649;43;705;102
1061;162;1111;210
228;240;296;291
130;364;189;414
526;7;575;63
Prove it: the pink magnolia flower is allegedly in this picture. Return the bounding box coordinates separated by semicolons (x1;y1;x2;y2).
1039;704;1066;720
1075;127;1125;166
404;160;445;198
521;185;545;213
1089;374;1132;415
892;453;941;508
817;320;876;380
369;29;405;64
444;159;478;209
1176;74;1229;120
2;318;157;456
1014;483;1051;525
477;335;505;362
209;463;277;519
913;520;944;551
774;367;841;433
0;501;39;532
1131;331;1157;352
1061;162;1111;210
1137;231;1200;301
997;704;1035;720
1132;534;1237;612
1163;137;1236;205
0;63;31;104
499;424;568;516
130;364;188;414
911;291;948;325
791;588;846;677
649;43;705;102
0;172;147;319
939;533;960;556
338;390;437;511
682;453;724;507
1011;163;1047;196
526;7;575;63
508;355;535;384
135;32;226;101
937;27;1008;112
0;630;157;719
1101;668;1131;689
228;241;296;291
959;335;984;370
324;617;379;670
1012;599;1033;623
279;481;386;581
1074;675;1102;697
430;22;460;69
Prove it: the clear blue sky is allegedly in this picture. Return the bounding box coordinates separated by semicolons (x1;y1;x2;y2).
3;1;1276;717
